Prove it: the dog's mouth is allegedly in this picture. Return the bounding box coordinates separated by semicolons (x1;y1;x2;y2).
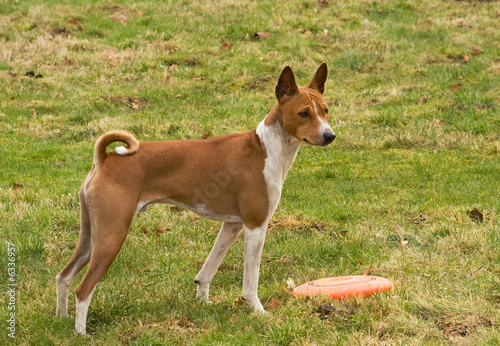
303;137;335;147
303;132;336;146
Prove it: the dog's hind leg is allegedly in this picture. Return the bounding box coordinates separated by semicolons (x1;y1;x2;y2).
195;222;243;302
73;204;133;335
56;190;92;318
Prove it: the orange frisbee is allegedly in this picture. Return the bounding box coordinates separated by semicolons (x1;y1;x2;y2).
293;276;393;299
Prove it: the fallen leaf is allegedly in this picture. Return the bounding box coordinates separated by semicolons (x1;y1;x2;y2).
432;119;442;127
286;277;296;290
136;11;144;17
168;64;178;71
156;226;170;234
13;184;23;190
67;17;82;25
267;297;281;310
221;40;232;50
202;130;212;139
418;97;428;104
110;13;127;23
469;45;484;55
462;54;470;62
142;228;152;235
55;161;66;166
467;208;484;222
232;297;244;307
450;83;463;92
64;56;74;65
400;236;408;249
254;32;274;39
317;0;329;8
191;76;202;81
46;257;54;266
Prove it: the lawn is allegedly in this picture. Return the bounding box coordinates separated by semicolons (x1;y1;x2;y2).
0;0;499;344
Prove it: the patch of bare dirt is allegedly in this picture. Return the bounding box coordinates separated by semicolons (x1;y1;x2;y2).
102;95;147;109
267;215;330;233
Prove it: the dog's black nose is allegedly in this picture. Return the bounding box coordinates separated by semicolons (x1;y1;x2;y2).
323;132;336;144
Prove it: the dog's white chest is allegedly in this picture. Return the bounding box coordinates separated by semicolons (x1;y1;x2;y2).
256;120;301;217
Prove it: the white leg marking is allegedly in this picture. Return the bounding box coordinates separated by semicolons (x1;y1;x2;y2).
195;222;243;302
56;247;91;318
242;224;268;313
75;289;94;335
56;274;76;318
56;274;70;317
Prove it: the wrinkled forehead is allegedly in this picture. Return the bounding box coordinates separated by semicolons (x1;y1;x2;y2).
295;87;326;108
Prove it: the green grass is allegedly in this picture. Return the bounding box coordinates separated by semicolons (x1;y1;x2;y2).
1;0;499;344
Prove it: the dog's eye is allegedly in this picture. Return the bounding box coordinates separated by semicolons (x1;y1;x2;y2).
299;112;309;118
325;109;329;115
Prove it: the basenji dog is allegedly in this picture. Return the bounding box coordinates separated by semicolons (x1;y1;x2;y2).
56;63;335;334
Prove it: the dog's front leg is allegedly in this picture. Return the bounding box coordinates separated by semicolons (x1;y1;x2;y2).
241;224;268;313
195;222;243;302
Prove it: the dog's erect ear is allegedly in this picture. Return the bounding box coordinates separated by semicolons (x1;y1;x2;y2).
275;66;298;100
307;63;328;94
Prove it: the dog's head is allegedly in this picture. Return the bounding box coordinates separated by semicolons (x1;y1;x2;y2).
273;63;335;147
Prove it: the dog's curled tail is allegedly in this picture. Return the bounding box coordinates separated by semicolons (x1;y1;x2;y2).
93;130;139;166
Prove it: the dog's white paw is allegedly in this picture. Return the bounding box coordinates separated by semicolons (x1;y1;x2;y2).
195;281;210;303
242;296;265;313
55;309;68;318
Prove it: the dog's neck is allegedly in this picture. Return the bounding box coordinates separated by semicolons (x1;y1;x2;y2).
256;105;301;185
